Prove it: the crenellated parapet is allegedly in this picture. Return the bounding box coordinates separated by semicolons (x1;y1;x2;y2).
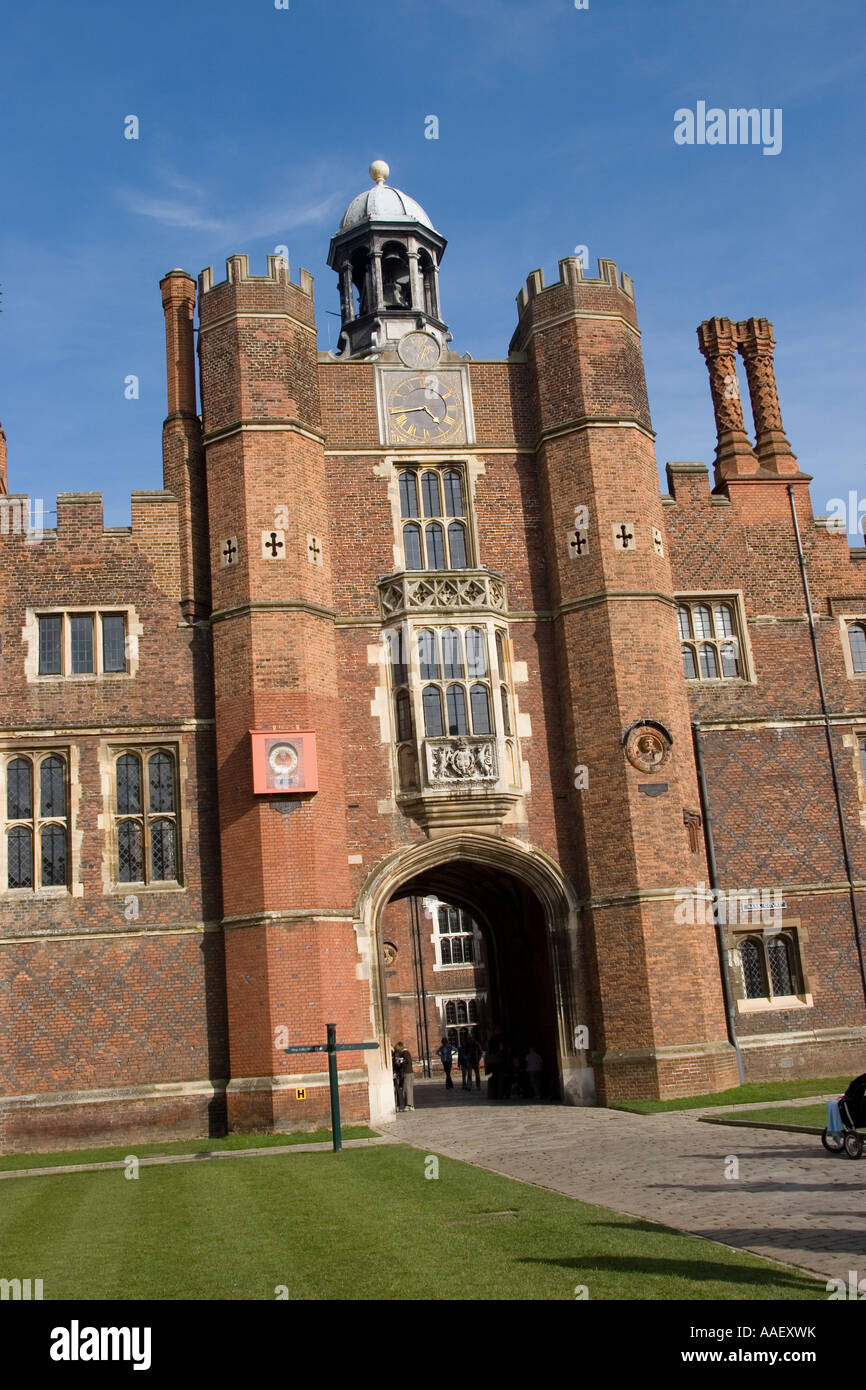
0;490;181;585
510;256;637;355
198;253;315;331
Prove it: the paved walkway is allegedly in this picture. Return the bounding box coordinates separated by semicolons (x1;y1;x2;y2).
379;1082;866;1282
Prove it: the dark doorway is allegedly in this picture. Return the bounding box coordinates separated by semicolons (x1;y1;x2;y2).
385;860;561;1102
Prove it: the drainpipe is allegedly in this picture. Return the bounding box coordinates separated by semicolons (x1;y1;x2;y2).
788;485;866;1009
692;722;746;1084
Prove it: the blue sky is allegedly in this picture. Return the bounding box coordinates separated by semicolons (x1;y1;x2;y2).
1;0;864;528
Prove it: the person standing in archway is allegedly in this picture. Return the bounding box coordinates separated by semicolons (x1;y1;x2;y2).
525;1045;543;1100
467;1032;483;1090
457;1030;472;1090
394;1042;414;1110
436;1036;455;1090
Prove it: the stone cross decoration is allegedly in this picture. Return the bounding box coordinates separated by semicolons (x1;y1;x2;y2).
569;528;588;557
260;530;286;560
613;522;635;551
307;535;322;564
221;537;238;567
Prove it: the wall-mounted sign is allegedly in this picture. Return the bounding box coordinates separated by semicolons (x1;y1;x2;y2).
251;731;318;795
295;1088;307;1101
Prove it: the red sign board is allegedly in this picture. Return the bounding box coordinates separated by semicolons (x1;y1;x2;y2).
250;731;318;794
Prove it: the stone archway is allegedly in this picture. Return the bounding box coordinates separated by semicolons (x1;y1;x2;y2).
353;834;593;1124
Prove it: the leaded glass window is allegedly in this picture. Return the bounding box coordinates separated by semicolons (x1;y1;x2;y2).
102;614;127;673
678;597;745;682
70;614;94;674
3;752;68;892
40;757;65;818
8;825;33;889
113;748;180;885
737;932;801;1002
7;758;32;820
768;935;795;996
398;467;472;569
739;937;766;1000
38;615;62;676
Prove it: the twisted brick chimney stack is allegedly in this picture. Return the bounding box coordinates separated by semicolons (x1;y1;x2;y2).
698;316;799;486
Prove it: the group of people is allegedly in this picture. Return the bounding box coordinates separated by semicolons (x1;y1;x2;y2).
477;1027;544;1101
392;1028;544;1111
435;1031;483;1090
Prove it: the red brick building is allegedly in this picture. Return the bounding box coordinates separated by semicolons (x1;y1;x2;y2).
2;161;866;1152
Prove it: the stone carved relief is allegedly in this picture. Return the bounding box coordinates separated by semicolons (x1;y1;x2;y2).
427;738;496;783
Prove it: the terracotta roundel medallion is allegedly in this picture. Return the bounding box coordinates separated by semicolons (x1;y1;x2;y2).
624;722;672;774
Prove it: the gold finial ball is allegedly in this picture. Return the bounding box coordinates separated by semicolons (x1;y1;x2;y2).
370;160;390;185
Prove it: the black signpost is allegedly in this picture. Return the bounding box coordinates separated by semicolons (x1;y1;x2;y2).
284;1022;379;1152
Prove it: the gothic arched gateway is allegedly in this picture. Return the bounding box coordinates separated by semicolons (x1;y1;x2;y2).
353;834;594;1124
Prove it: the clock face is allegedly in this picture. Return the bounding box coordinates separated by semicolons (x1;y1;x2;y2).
268;742;299;777
398;331;441;369
386;372;465;445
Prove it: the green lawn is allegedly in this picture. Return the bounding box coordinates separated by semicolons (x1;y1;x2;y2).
0;1145;822;1300
611;1076;849;1115
706;1104;860;1133
0;1127;376;1173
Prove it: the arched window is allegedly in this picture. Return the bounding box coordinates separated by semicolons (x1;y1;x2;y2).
395;690;413;743
447;522;467;569
443;471;464;517
7;758;32;820
495;629;508;677
40;756;65;818
398;467;471;570
738;931;801;1002
421;472;441;517
850;624;866;674
693;605;714;639
118;819;144;884
423;687;444;737
113;748;180;885
4;753;68;892
418;629;440;680
441;628;464;679
403;523;423;570
768;935;796;996
8;825;33;888
399;471;420;519
116;753;142;815
698;644;719;679
446;685;469;736
677;597;745;682
425;522;446;570
470;684;492;734
465;628;488;678
148;752;175;813
500;686;512;737
150;819;177;882
41;823;66;887
739;937;767;1000
381;243;411;308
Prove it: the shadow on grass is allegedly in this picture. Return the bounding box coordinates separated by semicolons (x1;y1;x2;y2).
517;1252;819;1294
